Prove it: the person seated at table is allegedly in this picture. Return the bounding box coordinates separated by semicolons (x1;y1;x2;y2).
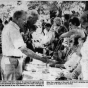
60;17;86;57
55;35;84;80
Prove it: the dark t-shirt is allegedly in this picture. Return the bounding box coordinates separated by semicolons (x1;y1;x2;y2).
0;23;4;31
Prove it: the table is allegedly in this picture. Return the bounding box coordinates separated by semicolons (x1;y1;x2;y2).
22;59;68;80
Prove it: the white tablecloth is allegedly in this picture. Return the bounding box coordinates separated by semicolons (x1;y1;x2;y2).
22;59;63;80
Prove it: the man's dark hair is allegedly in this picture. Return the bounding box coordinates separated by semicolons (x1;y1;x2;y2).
64;14;70;21
13;10;25;20
25;21;37;32
29;25;37;32
69;17;80;26
45;23;51;28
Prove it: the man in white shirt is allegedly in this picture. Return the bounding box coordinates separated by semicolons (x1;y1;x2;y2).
1;10;50;80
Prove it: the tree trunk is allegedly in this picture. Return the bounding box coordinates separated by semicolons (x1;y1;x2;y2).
85;1;88;11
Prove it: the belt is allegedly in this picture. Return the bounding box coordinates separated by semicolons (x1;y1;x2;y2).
3;55;22;58
9;56;21;58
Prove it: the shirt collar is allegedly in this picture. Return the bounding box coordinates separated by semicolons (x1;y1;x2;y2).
10;21;20;31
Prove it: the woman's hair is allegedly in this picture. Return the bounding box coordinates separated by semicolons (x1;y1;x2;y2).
45;23;51;28
54;17;62;25
69;17;80;26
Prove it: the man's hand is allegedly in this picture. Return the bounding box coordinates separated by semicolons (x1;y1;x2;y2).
41;56;51;63
42;57;58;64
47;59;58;64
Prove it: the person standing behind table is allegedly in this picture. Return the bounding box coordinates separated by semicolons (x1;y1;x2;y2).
22;24;37;70
1;10;49;81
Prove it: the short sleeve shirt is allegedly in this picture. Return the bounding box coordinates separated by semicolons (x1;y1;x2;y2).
2;21;26;57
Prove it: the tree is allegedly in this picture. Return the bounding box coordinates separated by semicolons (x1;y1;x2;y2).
85;1;88;11
0;4;5;8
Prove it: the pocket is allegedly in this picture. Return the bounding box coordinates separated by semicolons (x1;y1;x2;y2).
9;58;19;68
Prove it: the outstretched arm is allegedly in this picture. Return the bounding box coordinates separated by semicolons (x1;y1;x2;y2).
19;47;50;63
60;30;77;38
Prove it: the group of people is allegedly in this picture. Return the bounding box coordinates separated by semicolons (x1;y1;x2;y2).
44;11;88;80
0;10;53;81
0;7;88;81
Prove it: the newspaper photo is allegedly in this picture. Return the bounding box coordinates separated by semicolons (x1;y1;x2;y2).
0;0;88;87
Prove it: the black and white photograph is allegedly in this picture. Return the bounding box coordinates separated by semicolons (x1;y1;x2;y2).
0;0;88;86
